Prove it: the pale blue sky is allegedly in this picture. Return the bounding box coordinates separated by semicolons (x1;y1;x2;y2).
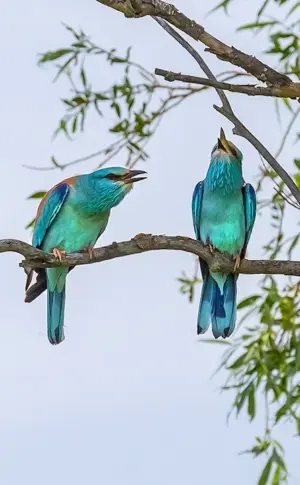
0;1;299;484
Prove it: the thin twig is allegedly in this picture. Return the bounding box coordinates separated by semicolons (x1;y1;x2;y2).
152;17;232;114
154;69;300;99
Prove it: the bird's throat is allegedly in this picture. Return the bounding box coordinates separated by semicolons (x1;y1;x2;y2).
206;158;243;194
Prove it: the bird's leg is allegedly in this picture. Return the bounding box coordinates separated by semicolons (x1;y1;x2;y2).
52;248;66;261
233;253;241;272
83;246;96;261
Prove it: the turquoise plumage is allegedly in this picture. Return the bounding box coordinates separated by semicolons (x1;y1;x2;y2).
192;129;256;338
25;167;147;345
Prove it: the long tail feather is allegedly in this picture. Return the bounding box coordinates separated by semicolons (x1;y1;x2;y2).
197;271;214;334
197;270;237;338
211;274;237;339
47;287;66;345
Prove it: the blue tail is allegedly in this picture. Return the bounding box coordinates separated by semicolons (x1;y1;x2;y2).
197;268;237;339
47;288;66;345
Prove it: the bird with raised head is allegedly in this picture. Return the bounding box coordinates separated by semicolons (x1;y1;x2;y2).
25;167;147;345
192;128;256;339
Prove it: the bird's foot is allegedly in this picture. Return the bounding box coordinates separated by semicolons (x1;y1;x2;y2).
207;243;215;255
84;246;96;261
52;248;66;261
233;254;241;272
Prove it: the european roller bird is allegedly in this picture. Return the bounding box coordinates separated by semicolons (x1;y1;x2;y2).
192;128;256;339
25;167;147;345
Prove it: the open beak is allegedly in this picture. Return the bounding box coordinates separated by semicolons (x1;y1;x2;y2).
217;128;232;154
123;169;147;184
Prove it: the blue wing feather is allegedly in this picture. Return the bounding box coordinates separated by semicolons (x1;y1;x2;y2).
192;181;204;241
241;183;256;258
33;183;70;248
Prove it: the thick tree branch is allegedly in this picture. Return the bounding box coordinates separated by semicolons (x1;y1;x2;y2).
1;236;300;276
154;69;300;99
96;0;296;88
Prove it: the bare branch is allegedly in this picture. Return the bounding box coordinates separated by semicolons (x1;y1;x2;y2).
1;236;300;276
152;19;300;207
95;0;297;88
152;17;232;113
154;69;300;99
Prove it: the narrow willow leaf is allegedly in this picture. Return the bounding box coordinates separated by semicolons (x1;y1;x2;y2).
248;383;256;420
271;465;281;485
258;456;273;485
39;49;74;63
237;295;261;309
237;21;278;31
26;191;46;200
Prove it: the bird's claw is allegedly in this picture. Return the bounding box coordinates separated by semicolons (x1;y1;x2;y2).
85;246;96;261
233;254;241;272
208;243;215;255
52;248;66;261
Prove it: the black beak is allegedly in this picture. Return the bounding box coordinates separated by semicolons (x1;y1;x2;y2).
123;169;147;184
217;138;225;151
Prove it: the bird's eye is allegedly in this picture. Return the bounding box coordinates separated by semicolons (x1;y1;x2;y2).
106;173;123;181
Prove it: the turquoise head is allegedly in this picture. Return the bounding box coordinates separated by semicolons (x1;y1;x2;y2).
77;166;147;214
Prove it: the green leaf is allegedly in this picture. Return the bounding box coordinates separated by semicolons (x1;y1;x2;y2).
296;340;300;369
26;191;46;200
294;159;300;170
257;0;270;19
111;101;121;118
275;403;289;424
80;68;87;87
72;96;85;105
39;49;74;63
272;448;286;472
51;156;61;168
237;295;261;309
294;173;300;187
110;56;127;63
95;93;109;101
72;116;78;133
288;234;299;258
282;97;293;112
237;21;278;32
258;456;273;485
53;55;76;81
207;0;233;15
25;217;36;230
271;465;281;485
72;42;86;48
286;1;300;19
248;383;256;420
